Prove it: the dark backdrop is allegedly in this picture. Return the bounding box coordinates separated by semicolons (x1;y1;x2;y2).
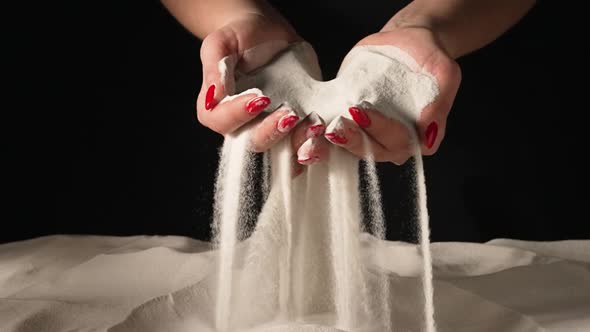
4;0;588;244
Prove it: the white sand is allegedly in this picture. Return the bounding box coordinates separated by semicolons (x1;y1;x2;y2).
211;42;438;331
228;42;437;124
3;44;589;332
1;235;589;331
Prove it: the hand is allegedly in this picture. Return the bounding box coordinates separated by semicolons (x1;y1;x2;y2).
196;12;306;152
324;27;461;164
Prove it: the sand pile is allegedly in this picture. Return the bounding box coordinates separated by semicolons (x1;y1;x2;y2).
1;235;589;331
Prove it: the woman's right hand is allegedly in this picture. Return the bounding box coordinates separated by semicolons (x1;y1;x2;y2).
197;11;307;152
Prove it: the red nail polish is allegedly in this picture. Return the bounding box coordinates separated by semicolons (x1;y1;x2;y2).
298;156;320;165
348;107;371;128
246;96;271;114
205;84;217;110
306;124;325;138
278;115;299;132
425;122;438;149
325;132;348;144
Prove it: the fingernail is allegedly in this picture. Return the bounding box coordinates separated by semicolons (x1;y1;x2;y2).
325;115;348;144
277;112;299;133
205;84;217;110
297;156;320;165
425;122;438;149
246;96;271;114
324;132;348;145
305;112;326;138
348;106;371;128
306;124;325;138
297;137;321;165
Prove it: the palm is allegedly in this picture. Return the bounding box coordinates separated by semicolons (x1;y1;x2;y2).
356;27;460;100
355;27;461;155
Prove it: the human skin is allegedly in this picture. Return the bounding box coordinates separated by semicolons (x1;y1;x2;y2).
161;0;536;166
322;0;536;164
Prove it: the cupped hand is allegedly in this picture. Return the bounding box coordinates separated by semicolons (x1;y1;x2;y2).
197;12;306;152
324;27;461;164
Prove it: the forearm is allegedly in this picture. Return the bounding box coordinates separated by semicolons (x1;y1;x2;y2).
161;0;281;38
385;0;536;58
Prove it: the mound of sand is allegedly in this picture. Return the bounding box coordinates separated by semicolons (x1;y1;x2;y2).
1;234;589;331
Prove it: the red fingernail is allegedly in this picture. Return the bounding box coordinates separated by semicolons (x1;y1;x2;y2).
306;124;325;138
348;107;371;128
298;156;320;165
205;84;217;111
246;96;271;114
325;132;348;144
277;114;299;132
425;122;438;149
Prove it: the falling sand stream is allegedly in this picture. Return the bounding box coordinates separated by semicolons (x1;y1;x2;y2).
210;42;438;332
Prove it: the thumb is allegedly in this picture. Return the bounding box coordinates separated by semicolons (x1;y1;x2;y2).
417;58;461;155
199;29;240;111
198;19;298;113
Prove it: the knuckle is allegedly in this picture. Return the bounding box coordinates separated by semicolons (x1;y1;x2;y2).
250;144;266;153
345;137;358;149
387;148;411;165
200;28;236;59
390;155;410;166
196;109;205;125
344;130;361;150
212;124;228;136
249;136;267;153
196;113;227;135
371;151;388;162
196;108;212;129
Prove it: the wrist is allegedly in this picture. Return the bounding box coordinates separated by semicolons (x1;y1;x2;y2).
210;2;295;37
167;0;294;39
382;4;460;59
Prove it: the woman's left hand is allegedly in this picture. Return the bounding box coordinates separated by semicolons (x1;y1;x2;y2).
323;27;461;164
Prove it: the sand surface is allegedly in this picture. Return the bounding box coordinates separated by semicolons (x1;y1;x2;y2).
1;234;589;331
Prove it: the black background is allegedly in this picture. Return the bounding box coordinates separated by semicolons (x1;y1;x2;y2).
3;0;588;244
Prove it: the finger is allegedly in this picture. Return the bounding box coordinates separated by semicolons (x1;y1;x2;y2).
197;33;285;114
353;29;461;155
238;40;289;73
325;116;399;163
250;103;302;152
347;102;414;161
290;112;326;152
198;30;240;113
197;22;298;114
291;112;329;165
292;154;305;178
197;91;271;135
417;58;461;155
416;65;461;155
296;137;330;165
